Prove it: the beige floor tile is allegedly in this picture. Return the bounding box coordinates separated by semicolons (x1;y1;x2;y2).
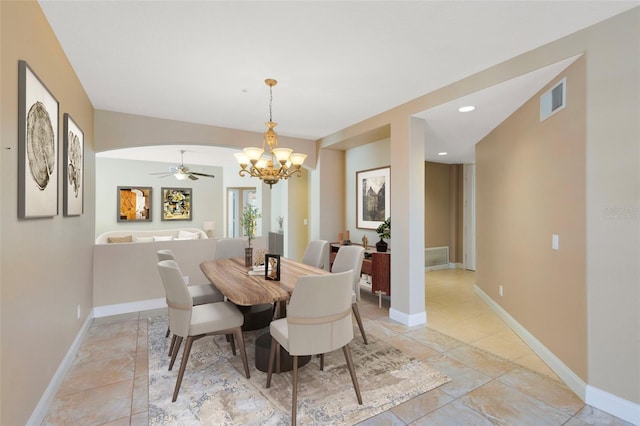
101;417;130;426
470;333;532;361
459;379;571;425
513;353;561;382
564;405;636;426
132;375;149;415
445;345;516;378
498;367;584;417
405;327;465;353
425;354;492;399
57;353;136;396
390;388;453;423
130;411;150;426
411;400;495;425
43;380;133;425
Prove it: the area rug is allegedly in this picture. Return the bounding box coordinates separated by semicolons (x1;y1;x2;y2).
148;316;450;425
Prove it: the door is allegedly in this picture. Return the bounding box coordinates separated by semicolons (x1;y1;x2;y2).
227;187;256;238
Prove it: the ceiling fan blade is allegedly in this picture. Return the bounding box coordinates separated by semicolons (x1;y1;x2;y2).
188;174;199;181
149;172;173;178
190;172;216;179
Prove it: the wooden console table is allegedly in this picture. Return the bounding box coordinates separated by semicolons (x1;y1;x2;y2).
329;243;391;305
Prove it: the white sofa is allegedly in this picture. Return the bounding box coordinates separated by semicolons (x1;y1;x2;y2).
95;227;207;244
93;234;267;314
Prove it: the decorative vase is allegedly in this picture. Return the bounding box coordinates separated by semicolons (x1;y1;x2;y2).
376;238;388;253
245;247;253;267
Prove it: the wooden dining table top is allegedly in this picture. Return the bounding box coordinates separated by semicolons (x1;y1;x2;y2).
200;257;329;306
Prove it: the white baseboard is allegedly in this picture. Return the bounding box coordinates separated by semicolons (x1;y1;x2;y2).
586;385;640;425
389;308;426;326
474;284;640;425
27;312;94;426
93;298;166;318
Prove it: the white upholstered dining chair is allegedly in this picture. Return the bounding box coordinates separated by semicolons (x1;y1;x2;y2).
265;270;362;424
301;240;329;270
157;259;250;402
157;249;225;352
331;245;368;344
214;238;248;259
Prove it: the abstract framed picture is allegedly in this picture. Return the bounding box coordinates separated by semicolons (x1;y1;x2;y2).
63;113;84;216
18;60;59;218
161;187;192;221
117;186;152;222
356;166;390;229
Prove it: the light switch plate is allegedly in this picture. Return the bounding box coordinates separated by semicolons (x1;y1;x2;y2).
552;234;559;250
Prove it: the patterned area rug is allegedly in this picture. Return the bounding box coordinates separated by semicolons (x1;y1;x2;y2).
148;316;450;425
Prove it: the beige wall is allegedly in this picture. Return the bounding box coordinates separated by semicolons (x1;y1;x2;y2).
476;57;587;378
425;161;451;248
0;2;95;424
424;162;464;263
287;169;309;262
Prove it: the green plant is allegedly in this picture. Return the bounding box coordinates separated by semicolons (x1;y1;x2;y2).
376;217;391;240
242;205;261;247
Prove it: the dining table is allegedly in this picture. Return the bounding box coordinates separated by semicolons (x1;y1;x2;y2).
200;256;330;371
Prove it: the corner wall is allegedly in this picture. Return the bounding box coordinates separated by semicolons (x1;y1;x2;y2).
1;2;95;424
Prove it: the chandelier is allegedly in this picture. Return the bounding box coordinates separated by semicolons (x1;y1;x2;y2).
234;79;307;188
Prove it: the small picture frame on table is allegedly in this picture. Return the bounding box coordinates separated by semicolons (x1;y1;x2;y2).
265;254;281;281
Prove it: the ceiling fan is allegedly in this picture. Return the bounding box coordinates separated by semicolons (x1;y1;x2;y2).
149;150;215;181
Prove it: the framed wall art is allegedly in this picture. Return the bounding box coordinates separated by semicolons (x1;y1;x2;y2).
63;113;84;216
18;60;59;218
161;187;192;221
356;166;390;229
117;186;152;222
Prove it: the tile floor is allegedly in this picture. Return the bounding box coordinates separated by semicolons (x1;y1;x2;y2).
43;269;632;425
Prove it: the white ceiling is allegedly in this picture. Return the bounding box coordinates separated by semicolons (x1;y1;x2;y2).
39;1;638;166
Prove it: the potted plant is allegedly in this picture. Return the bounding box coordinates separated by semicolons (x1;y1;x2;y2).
375;217;391;252
242;205;261;265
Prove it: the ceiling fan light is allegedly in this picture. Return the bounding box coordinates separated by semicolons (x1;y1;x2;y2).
243;147;264;162
175;172;189;180
289;152;307;166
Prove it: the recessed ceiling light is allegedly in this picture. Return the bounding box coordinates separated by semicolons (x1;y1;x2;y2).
438;152;448;156
458;106;475;112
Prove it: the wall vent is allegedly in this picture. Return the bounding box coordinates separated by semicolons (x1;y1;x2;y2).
540;77;566;121
425;246;449;269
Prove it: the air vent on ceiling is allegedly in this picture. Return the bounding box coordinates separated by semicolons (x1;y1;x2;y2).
540;77;566;122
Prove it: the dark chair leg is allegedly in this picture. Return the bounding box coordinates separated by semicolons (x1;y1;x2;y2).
168;334;177;357
352;303;368;345
292;355;298;426
172;336;194;402
266;337;277;388
165;326;171;338
342;344;362;404
319;353;324;371
169;336;183;371
228;333;237;356
233;327;250;378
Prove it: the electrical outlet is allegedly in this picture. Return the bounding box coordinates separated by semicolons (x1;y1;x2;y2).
499;285;503;297
183;276;189;285
76;304;81;319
